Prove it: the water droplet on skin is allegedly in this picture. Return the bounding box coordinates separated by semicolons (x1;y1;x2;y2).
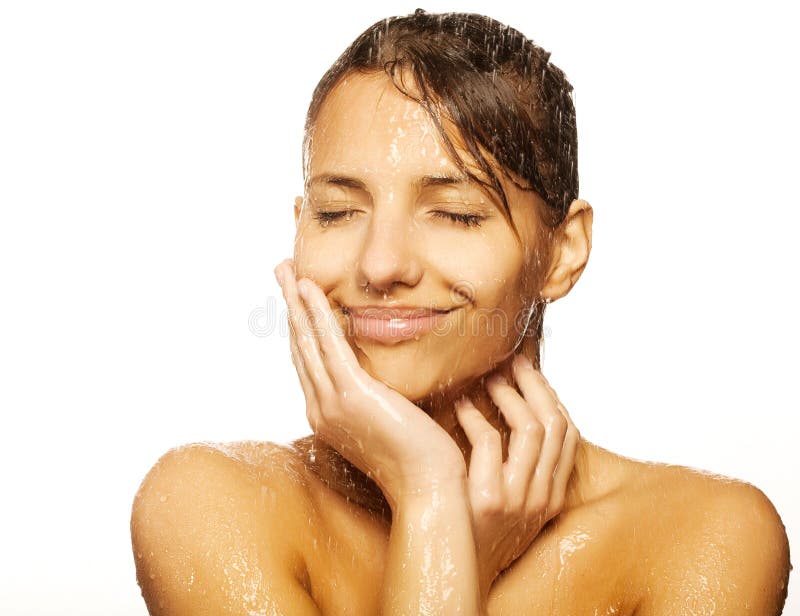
159;494;168;503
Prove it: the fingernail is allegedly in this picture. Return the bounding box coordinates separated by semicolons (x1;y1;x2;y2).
274;267;284;286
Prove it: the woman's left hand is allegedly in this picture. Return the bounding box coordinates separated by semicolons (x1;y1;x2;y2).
454;356;582;598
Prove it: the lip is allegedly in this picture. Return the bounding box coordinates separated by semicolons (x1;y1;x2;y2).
343;305;455;343
343;305;451;318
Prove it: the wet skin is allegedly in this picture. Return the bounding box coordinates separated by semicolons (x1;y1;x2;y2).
130;71;791;614
130;438;789;614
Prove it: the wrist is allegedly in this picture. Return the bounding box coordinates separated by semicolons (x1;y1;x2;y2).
391;473;469;513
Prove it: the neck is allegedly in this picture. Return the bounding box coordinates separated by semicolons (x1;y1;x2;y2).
292;340;605;524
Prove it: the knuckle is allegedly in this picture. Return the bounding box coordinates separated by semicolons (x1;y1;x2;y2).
548;413;568;435
478;429;502;450
527;491;549;513
523;421;544;439
477;488;504;513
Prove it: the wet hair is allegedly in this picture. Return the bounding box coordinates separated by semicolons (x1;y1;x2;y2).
302;8;579;362
302;8;578;231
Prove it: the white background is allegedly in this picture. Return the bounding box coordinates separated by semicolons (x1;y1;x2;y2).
1;1;797;614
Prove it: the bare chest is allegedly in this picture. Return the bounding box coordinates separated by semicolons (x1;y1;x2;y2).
303;498;643;616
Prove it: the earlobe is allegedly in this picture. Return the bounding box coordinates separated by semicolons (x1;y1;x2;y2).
539;199;593;302
294;196;303;229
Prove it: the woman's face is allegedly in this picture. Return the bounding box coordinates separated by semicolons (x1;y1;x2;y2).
294;71;551;402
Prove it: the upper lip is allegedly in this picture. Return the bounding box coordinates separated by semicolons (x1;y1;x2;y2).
343;304;452;318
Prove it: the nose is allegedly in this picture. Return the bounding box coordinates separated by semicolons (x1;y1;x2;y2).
355;206;422;293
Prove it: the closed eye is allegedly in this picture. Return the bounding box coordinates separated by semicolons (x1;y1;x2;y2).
309;210;486;228
310;210;355;227
432;211;485;228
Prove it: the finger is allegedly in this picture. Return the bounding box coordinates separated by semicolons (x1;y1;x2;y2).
510;355;568;510
277;267;317;396
296;276;365;389
537;371;575;425
531;365;581;513
484;374;543;510
276;265;323;428
549;424;581;514
455;396;503;509
288;322;322;429
276;263;333;401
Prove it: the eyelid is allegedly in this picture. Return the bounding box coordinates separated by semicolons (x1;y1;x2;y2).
309;208;487;228
429;202;493;218
429;201;477;209
430;210;485;228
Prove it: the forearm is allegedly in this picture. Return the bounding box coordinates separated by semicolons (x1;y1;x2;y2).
379;478;487;616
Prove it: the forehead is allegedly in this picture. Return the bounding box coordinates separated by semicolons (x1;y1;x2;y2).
306;72;489;185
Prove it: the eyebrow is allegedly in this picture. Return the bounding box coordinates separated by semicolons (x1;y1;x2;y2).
306;172;474;191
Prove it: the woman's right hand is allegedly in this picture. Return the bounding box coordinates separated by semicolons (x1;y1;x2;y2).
454;353;581;597
274;258;467;510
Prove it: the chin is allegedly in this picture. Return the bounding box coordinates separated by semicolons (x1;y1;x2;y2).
366;369;431;400
354;335;487;395
363;364;462;406
354;357;427;396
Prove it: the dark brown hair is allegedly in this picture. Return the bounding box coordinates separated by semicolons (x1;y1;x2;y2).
302;8;578;231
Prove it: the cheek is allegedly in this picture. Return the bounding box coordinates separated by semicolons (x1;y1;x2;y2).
451;253;526;303
293;226;356;280
463;264;534;335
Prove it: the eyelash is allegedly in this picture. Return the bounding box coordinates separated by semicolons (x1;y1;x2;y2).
310;210;485;228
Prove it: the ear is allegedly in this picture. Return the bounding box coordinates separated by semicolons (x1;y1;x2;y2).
539;199;593;302
294;195;303;229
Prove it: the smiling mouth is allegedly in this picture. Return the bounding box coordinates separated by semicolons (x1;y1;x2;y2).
342;306;458;342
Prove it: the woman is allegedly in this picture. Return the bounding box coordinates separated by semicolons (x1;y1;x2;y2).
130;10;790;615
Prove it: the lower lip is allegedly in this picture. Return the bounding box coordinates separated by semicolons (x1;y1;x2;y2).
346;310;453;342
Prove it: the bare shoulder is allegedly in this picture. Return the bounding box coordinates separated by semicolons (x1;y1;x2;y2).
626;460;791;615
130;440;320;615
